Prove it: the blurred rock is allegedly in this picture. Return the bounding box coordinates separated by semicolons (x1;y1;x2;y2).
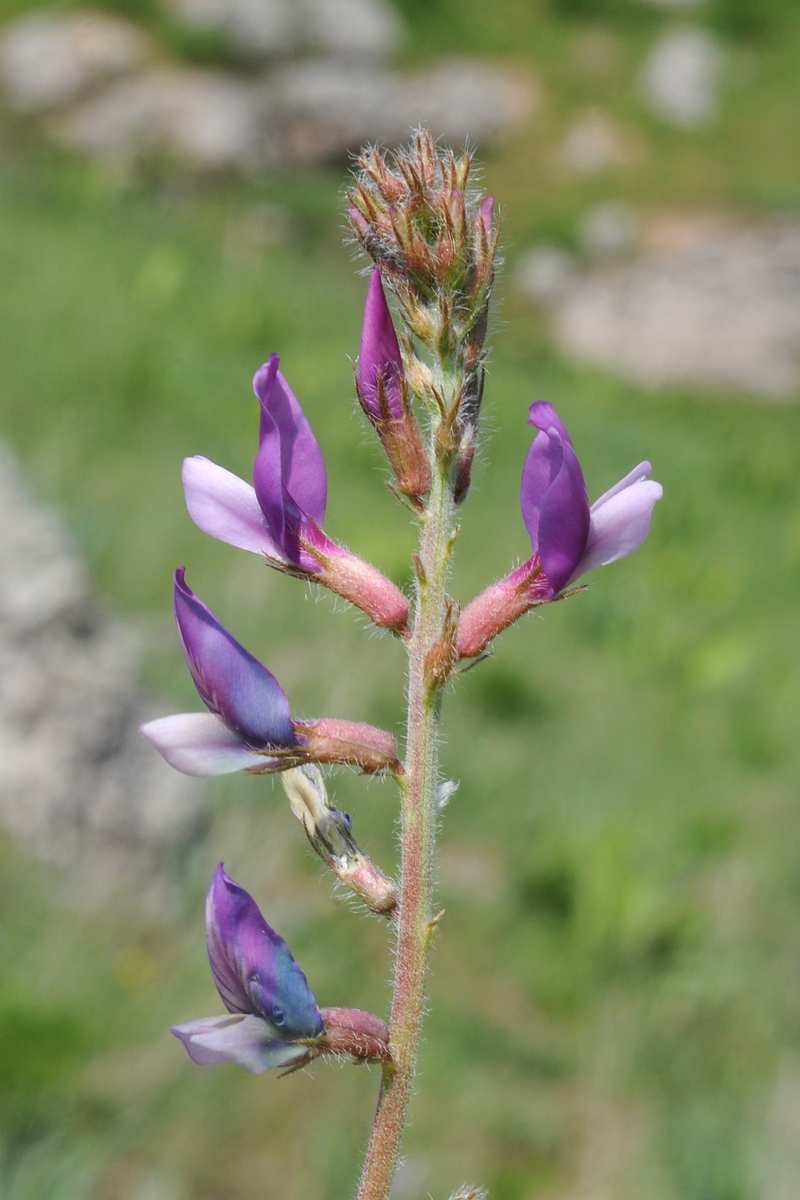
0;11;147;113
171;0;401;62
641;28;724;127
52;67;273;172
515;247;578;304
276;57;534;165
0;445;204;876
548;217;800;397
561;111;628;175
580;202;639;259
300;0;401;60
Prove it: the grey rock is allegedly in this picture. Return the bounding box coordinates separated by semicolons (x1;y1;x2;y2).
515;247;578;304
561;111;628;175
580;202;639;259
53;67;274;172
170;0;401;62
171;0;296;59
0;12;147;112
0;445;204;874
548;218;800;397
641;28;724;128
276;57;533;165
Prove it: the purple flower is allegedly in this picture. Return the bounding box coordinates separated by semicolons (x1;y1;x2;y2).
456;403;661;658
172;865;324;1074
140;570;400;777
521;402;662;596
183;355;329;574
356;269;405;424
182;354;410;631
140;569;296;777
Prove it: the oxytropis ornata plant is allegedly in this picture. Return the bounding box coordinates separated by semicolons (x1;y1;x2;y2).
141;131;663;1200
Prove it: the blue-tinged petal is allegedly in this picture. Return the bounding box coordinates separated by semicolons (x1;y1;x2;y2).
206;865;324;1039
171;1014;310;1074
590;461;653;511
139;712;270;776
174;570;296;749
182;457;283;560
254;355;327;527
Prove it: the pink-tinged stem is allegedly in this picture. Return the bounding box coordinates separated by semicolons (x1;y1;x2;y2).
356;457;456;1200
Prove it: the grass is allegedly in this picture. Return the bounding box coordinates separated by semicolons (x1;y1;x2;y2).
1;0;800;1196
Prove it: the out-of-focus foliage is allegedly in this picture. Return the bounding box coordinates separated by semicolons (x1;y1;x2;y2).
1;0;800;1197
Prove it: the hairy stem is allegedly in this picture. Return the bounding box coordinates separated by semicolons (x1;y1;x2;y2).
356;453;456;1200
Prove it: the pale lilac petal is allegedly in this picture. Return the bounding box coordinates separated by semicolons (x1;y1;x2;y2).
182;457;282;560
254;355;327;527
357;269;404;422
572;479;663;581
206;864;323;1037
591;462;653;511
139;713;262;776
171;1014;308;1074
174;570;296;748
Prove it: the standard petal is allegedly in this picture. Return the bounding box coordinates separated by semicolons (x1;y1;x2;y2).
571;478;662;580
174;570;296;749
254;355;327;526
140;713;265;776
182;457;282;560
206;864;324;1040
357;269;404;422
171;1014;309;1074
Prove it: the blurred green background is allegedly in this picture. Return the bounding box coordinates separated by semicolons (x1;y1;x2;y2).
2;0;800;1197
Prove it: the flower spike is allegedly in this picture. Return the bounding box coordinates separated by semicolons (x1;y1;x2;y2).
172;866;391;1074
140;571;400;777
183;354;409;633
457;404;662;658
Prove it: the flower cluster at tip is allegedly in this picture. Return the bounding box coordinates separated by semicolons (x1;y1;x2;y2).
140;570;399;778
182;353;409;633
172;865;390;1074
456;403;663;659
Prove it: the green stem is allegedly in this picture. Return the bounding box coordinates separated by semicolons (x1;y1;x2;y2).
356;459;456;1200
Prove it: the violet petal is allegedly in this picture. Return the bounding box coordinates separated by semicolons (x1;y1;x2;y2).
520;429;565;549
139;712;270;776
174;569;295;749
527;401;574;447
537;433;591;593
206;864;323;1040
253;355;327;527
171;1014;309;1074
182;457;282;559
357;270;404;422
